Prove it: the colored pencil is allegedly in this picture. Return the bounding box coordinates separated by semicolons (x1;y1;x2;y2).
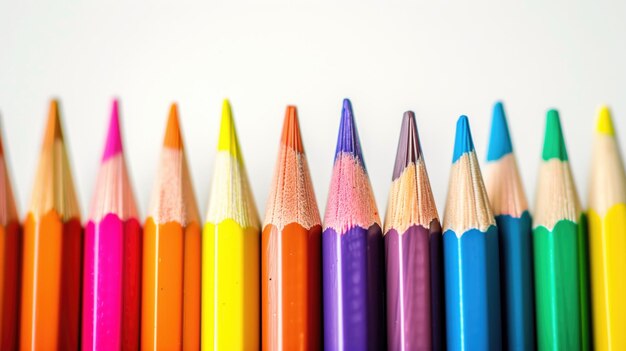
322;98;386;351
588;106;626;350
82;100;142;350
533;109;590;350
383;111;444;351
484;102;535;351
141;104;201;350
262;105;322;350
20;100;83;350
443;115;502;350
0;123;20;350
202;99;260;350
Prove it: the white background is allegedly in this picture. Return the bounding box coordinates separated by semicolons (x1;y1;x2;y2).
1;2;625;221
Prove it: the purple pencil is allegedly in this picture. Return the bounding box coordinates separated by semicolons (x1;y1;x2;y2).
383;111;445;351
322;99;386;350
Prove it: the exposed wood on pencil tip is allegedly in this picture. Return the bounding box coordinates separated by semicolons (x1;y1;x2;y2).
43;99;64;147
445;115;495;233
30;98;81;220
0;125;4;156
264;107;321;228
0;120;18;224
163;103;183;149
281;105;303;152
534;111;581;227
596;105;615;136
589;104;626;214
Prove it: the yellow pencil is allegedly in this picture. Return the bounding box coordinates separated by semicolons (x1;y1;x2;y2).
588;106;626;350
201;100;260;350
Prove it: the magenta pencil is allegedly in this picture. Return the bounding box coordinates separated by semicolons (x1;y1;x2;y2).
82;100;142;351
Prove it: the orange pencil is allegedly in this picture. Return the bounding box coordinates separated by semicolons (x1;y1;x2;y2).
262;106;322;350
20;100;83;350
0;123;20;350
141;104;201;350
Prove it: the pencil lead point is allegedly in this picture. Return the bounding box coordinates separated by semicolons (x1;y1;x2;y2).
487;101;513;161
43;99;64;148
335;98;364;163
281;105;304;152
452;115;474;162
596;105;615;136
542;109;568;161
163;103;183;149
217;99;241;157
392;111;422;179
102;99;124;160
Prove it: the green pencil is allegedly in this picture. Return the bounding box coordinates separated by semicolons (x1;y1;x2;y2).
533;110;590;350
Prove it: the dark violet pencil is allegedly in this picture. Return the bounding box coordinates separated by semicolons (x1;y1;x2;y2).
322;99;386;351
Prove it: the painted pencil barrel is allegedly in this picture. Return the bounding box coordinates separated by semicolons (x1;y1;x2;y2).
0;221;20;350
141;219;201;350
443;226;502;350
589;205;626;349
202;220;260;351
577;215;591;351
83;216;123;350
121;218;143;350
20;211;83;350
496;212;534;351
183;220;202;350
262;223;322;351
385;224;444;351
533;219;583;350
82;214;142;350
322;225;386;351
429;231;446;351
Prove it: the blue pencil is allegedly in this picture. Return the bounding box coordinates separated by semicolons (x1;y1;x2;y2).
443;116;502;350
485;102;535;350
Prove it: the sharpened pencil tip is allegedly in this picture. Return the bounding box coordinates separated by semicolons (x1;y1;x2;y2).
335;98;364;162
43;99;64;147
163;103;183;149
281;105;304;152
342;98;352;111
392;111;422;180
542;109;568;161
217;99;241;157
452;115;474;162
102;99;123;161
487;101;513;161
596;105;615;136
0;121;4;156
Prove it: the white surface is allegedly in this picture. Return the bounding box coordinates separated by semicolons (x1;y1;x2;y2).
1;2;625;220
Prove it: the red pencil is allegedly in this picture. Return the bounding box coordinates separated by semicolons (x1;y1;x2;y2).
0;122;20;350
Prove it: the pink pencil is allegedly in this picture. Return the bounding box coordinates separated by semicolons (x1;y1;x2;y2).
82;100;142;350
